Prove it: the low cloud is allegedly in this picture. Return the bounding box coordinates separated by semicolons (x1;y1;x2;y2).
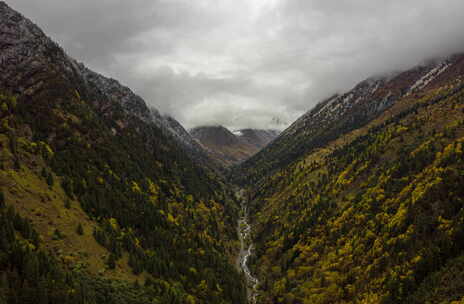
9;0;464;130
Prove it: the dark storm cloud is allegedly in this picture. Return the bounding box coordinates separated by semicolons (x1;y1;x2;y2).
7;0;464;129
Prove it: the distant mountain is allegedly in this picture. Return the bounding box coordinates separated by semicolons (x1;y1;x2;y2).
233;55;464;185
234;128;280;149
191;126;279;166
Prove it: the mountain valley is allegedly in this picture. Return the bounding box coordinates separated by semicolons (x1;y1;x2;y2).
1;2;464;304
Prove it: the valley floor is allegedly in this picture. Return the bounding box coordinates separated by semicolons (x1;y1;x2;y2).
236;189;259;304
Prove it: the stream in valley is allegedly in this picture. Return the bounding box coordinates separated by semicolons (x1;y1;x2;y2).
237;190;259;304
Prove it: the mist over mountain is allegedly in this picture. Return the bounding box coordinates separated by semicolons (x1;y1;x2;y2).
7;0;464;131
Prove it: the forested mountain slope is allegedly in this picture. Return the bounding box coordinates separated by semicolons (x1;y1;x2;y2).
234;55;464;185
245;61;464;303
0;3;245;303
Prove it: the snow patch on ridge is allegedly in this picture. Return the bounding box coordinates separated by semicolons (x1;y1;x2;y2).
233;130;244;136
407;61;451;95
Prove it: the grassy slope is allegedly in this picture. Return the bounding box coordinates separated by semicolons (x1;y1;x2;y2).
0;133;145;282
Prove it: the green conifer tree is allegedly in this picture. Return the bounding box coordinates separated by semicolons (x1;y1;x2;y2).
76;223;84;235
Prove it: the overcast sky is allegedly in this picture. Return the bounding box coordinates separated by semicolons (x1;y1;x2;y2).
8;0;464;130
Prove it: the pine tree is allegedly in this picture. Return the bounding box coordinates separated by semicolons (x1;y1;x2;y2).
0;272;8;304
46;173;54;188
0;191;5;209
24;253;40;282
52;229;63;240
0;102;7;114
13;158;20;170
76;223;84;235
0;227;9;251
145;277;154;287
41;167;47;179
36;279;49;304
62;177;74;198
107;253;116;269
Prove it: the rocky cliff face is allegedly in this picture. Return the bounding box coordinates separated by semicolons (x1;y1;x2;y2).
0;2;77;96
191;125;279;166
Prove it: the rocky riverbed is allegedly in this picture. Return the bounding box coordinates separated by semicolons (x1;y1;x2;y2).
237;191;259;304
